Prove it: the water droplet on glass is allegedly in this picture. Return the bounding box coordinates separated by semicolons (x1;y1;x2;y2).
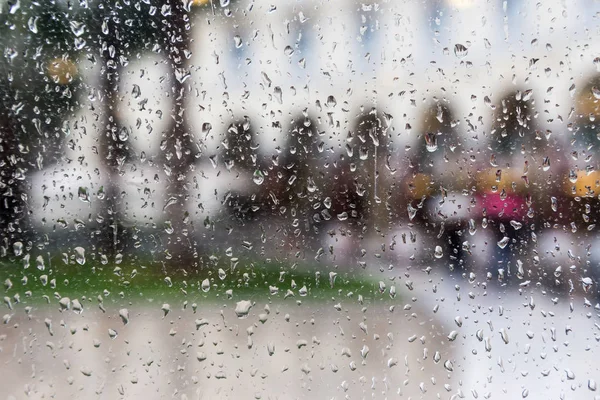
235;300;252;318
284;45;294;57
78;187;90;203
425;132;438;152
337;212;348;221
542;156;551;171
444;360;453;371
551;196;558;212
8;0;20;14
273;86;282;104
35;255;45;271
69;21;86;37
407;204;417;221
468;219;477;235
119;308;129;325
13;241;23;257
234;35;242;48
253;170;264;185
326;95;337;108
74;247;85;265
499;328;509;344
454;43;468;59
497;236;510;249
161;303;171;317
28;16;38;33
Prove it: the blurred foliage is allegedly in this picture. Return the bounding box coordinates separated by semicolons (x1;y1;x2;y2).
0;256;384;305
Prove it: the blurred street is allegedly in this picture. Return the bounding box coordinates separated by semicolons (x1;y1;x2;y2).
1;299;453;400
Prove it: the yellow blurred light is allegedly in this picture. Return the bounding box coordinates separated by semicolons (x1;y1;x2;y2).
475;168;528;193
190;0;210;6
407;173;433;199
47;58;78;85
564;170;600;197
576;97;600;116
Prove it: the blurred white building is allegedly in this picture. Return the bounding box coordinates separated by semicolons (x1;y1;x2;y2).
25;0;600;257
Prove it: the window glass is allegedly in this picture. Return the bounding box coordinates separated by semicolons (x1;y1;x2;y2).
1;0;600;399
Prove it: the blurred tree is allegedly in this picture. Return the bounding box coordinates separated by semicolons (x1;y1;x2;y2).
278;114;322;221
333;110;389;228
491;89;543;160
412;102;460;176
413;102;466;264
73;0;161;258
484;89;545;204
0;0;80;254
222;117;261;222
159;0;200;265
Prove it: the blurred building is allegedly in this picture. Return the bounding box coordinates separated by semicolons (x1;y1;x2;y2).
6;0;599;275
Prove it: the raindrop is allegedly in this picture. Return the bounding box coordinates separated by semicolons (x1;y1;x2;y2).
337;212;348;221
235;300;253;318
59;297;70;310
499;328;509;344
424;132;438;152
444;360;453;372
78;187;90;203
253;170;265;185
36;255;45;271
161;303;171;317
118;127;129;141
510;220;522;230
454;43;468;59
119;308;129;325
13;242;23;257
326;95;337;108
468;219;477;235
407;204;417;221
267;342;275;356
234;35;242;48
542;157;550;171
218;268;226;280
27;16;38;33
69;21;86;37
8;0;20;14
72;299;83;314
74;247;85;265
273;86;283;104
497;236;509;249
